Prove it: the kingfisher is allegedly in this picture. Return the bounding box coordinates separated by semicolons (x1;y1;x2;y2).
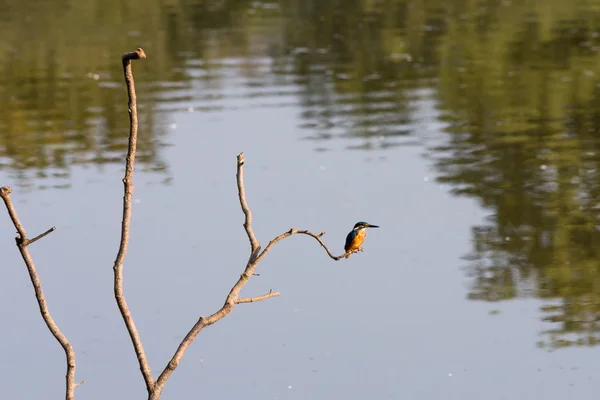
344;221;379;258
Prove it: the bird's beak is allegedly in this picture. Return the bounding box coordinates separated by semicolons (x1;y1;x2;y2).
368;224;379;228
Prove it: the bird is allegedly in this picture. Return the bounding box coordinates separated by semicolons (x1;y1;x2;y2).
344;221;379;258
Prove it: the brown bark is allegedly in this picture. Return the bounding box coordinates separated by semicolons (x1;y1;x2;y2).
0;186;78;400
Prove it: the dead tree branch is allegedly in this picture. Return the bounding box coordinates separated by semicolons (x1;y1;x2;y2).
149;154;282;399
3;46;354;400
112;50;343;400
236;290;280;304
236;153;260;252
28;226;57;245
0;186;77;400
111;50;283;400
111;48;155;392
255;229;345;263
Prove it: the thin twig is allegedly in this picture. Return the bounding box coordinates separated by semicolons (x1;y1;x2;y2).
236;290;280;304
111;48;154;392
236;152;260;253
27;226;57;245
0;186;77;400
254;229;345;264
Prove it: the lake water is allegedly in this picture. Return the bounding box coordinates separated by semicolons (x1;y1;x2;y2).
1;1;600;399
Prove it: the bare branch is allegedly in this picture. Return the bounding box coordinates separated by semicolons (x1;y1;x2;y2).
151;155;269;398
236;152;260;252
0;186;77;400
27;226;56;245
111;48;154;392
255;229;345;264
248;245;261;264
1;186;27;239
151;155;350;398
152;266;258;396
236;290;280;304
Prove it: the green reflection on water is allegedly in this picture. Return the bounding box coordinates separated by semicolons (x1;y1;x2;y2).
0;0;259;188
4;0;600;349
433;1;600;349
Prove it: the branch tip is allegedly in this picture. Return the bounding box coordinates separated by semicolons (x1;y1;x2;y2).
0;185;12;196
122;47;147;62
27;226;57;245
236;291;280;304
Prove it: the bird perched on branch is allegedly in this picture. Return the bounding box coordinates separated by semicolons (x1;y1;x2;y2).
344;221;379;258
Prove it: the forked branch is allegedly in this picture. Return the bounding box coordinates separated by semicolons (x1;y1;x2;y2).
150;153;279;398
0;186;77;400
3;46;350;400
148;154;346;398
114;50;344;400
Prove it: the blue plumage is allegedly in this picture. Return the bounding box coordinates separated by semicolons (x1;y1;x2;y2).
344;229;358;250
343;221;379;258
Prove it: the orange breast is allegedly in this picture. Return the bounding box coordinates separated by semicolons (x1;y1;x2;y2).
346;230;366;252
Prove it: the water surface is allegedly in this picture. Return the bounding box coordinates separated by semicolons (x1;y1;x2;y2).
1;1;600;399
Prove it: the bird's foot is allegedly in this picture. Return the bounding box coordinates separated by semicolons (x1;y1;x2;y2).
344;248;364;258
